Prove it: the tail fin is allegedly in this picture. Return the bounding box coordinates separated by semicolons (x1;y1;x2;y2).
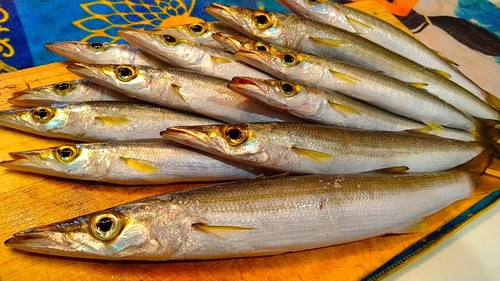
474;174;500;196
484;90;500;110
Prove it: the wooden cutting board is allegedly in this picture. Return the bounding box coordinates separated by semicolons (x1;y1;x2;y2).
0;2;498;281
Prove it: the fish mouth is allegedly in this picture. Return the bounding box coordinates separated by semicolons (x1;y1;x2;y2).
235;50;282;78
229;77;287;110
118;28;175;64
8;92;39;107
161;126;216;154
211;32;241;53
45;41;84;60
0;151;44;170
66;63;102;80
205;4;252;38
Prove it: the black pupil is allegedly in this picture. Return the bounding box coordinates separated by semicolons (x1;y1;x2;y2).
256;15;268;25
59;148;72;158
56;83;70;91
118;67;132;77
282;83;293;93
90;42;103;49
191;24;203;33
163;35;176;43
256;45;268;51
97;217;113;232
227;128;242;140
35;108;49;119
284;54;295;63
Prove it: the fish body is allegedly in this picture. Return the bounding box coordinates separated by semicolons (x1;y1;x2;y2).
0;101;220;142
45;41;168;67
229;77;474;141
151;21;242;50
206;4;500;120
278;0;493;100
5;170;493;260
8;80;135;107
67;63;300;123
162;122;487;174
118;28;272;81
235;49;477;133
0;139;264;185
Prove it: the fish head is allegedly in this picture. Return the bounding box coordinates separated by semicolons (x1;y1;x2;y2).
9;80;90;106
162;123;274;165
229;77;297;111
236;49;317;82
67;63;157;100
45;41;124;63
276;0;352;31
212;32;261;53
0;104;71;134
205;4;287;44
119;28;199;66
4;198;187;260
1;143;106;179
150;22;229;47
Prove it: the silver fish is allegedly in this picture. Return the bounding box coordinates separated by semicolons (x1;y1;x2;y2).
278;0;498;103
151;21;242;50
0;101;220;142
67;63;301;123
229;77;475;141
45;41;168;67
118;28;273;81
211;32;295;54
8;80;135;107
162;122;491;174
234;49;480;134
206;4;500;121
1;139;264;185
5;170;498;260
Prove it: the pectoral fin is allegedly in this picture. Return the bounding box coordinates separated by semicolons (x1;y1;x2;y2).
310;37;346;48
121;157;159;173
171;83;187;103
430;68;452;79
329;69;361;84
346;16;372;30
423;121;444;134
95;115;131;125
291;147;333;162
408;82;428;89
328;101;360;116
433;49;460;67
393;220;428;234
210;55;232;63
192;223;253;237
367;166;409;174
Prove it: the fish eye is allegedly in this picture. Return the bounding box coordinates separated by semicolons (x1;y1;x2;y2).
88;42;106;51
281;53;299;67
54;145;79;163
115;65;137;82
53;82;73;95
223;125;249;146
254;42;269;52
90;213;122;241
252;12;273;29
161;34;178;45
280;82;299;97
32;106;55;123
189;23;206;36
306;0;319;4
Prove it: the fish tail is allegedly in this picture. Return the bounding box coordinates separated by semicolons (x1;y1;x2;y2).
471;118;500;151
483;90;500;110
474;173;500;196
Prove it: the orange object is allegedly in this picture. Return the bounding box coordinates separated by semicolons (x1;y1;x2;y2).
351;0;419;16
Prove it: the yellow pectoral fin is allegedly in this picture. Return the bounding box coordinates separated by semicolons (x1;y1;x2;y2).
95;115;131;125
121;157;159;173
406;127;433;135
484;90;500;110
346;16;372;30
393;220;429;234
329;69;361;84
210;55;232;64
432;49;460;67
328;101;360;116
367;166;409;174
429;68;452;79
291;147;333;162
192;223;253;237
310;37;346;48
171;83;187;103
423;121;444;134
408;82;428;89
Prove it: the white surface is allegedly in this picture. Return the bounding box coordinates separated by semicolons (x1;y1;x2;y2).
387;199;500;281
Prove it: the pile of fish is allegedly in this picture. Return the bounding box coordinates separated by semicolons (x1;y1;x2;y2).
3;1;500;261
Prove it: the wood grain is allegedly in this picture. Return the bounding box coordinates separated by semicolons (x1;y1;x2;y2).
0;2;496;281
